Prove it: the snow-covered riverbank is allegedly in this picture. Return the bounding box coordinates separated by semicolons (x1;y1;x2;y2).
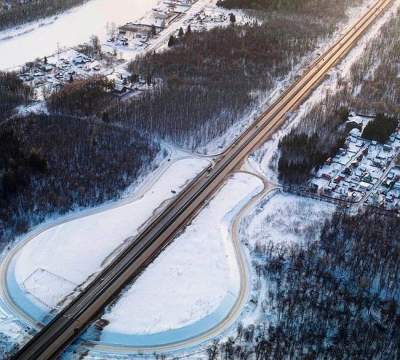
0;0;158;70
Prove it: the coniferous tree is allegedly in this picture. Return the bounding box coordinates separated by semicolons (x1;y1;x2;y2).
168;35;176;47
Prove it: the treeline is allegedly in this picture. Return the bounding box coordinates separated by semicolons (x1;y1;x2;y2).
0;71;32;120
350;9;400;117
0;114;160;248
217;0;360;19
209;210;400;359
113;0;359;150
278;8;400;185
0;129;47;201
278;104;349;184
0;0;87;31
362;114;398;143
47;76;115;117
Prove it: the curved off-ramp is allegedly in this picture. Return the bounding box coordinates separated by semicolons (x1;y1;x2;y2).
78;172;274;356
0;154;272;355
0;152;206;326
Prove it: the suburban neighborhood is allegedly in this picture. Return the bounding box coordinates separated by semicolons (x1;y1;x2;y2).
310;113;400;210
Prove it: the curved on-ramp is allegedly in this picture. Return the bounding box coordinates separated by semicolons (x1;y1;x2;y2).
0;157;270;355
81;172;273;356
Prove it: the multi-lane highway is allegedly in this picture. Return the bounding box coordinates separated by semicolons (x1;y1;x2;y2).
13;0;393;358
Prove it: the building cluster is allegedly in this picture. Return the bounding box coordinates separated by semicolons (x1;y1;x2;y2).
18;49;110;95
15;0;235;99
310;114;400;210
107;0;195;51
184;8;229;31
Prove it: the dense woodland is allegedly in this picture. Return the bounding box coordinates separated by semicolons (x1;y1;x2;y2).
47;76;115;117
217;0;358;17
0;71;32;120
207;209;400;359
0;0;87;31
278;105;349;184
0;114;160;247
362;113;398;143
110;0;362;150
278;9;400;184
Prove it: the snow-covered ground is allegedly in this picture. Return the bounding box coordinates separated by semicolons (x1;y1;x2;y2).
230;191;337;337
240;192;335;250
0;0;159;70
1;1;398;358
96;172;263;345
6;156;210;322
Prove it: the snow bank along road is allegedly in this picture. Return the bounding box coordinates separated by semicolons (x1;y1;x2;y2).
14;1;394;359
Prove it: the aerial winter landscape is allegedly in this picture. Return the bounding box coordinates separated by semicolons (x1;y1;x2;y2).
1;0;400;359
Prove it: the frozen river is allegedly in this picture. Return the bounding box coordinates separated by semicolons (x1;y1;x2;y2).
0;0;158;70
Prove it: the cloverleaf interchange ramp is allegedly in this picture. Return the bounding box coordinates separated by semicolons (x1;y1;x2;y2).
13;0;393;358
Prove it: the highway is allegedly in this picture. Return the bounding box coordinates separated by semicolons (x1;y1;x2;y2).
13;0;393;358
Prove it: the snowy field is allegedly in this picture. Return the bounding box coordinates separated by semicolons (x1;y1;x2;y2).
96;172;263;345
240;192;335;251
0;0;159;70
7;157;210;321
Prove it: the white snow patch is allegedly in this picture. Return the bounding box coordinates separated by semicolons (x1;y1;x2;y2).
101;172;263;335
229;191;336;337
241;192;335;249
16;101;48;116
22;269;77;310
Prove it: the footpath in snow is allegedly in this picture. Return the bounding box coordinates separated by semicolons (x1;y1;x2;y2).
96;172;263;347
7;157;210;322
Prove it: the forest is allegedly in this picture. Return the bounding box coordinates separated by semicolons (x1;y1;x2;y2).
217;0;359;17
47;76;115;117
0;0;87;31
278;8;400;184
362;113;398;143
278;106;349;184
110;0;362;150
208;209;400;359
0;114;160;248
0;71;32;120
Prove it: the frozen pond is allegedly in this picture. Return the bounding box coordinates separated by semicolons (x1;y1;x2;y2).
0;0;158;70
